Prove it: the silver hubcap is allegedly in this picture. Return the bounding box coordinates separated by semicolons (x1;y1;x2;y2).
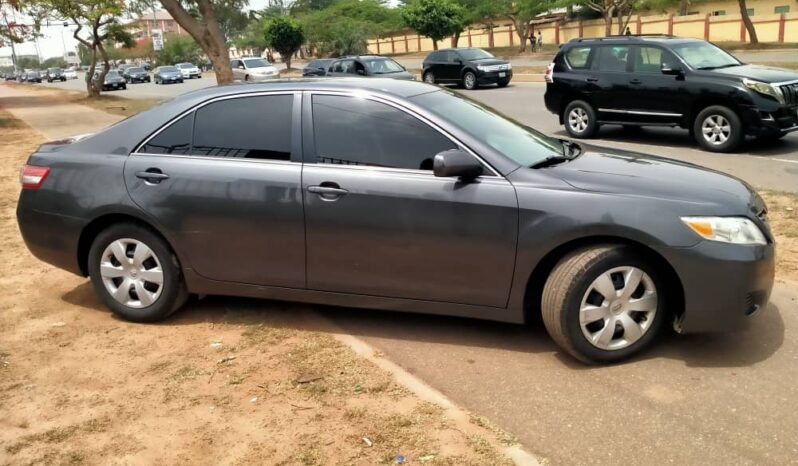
424;72;434;83
100;238;164;308
465;73;475;88
579;266;657;351
568;107;589;133
701;114;731;145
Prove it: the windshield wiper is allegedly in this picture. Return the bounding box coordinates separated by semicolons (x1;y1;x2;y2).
697;63;741;70
530;141;582;169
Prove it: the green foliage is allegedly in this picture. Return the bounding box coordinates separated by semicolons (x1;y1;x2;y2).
401;0;465;46
263;16;304;66
42;56;67;68
300;0;402;56
234;19;269;53
155;35;202;66
16;56;40;69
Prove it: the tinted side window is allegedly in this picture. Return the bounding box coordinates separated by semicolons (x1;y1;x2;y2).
594;46;630;72
312;95;456;171
191;95;292;160
633;46;677;73
141;113;193;154
231;60;242;68
565;46;592;69
427;51;440;61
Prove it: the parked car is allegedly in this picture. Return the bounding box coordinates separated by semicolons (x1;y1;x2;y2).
153;66;184;84
175;62;201;79
422;48;512;89
16;79;774;364
45;68;66;82
4;72;17;81
326;55;415;81
92;70;127;91
117;64;135;75
544;35;798;153
24;71;42;83
231;57;280;82
303;58;335;77
124;67;151;84
64;69;78;80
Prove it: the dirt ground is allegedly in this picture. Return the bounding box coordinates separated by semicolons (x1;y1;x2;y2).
0;110;512;465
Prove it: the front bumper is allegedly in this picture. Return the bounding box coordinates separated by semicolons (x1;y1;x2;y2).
249;74;280;82
656;240;775;333
740;104;798;136
476;69;513;84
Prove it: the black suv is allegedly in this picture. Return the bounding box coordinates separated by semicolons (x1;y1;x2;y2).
422;48;512;90
544;35;798;152
326;55;415;81
45;68;66;82
303;58;335;77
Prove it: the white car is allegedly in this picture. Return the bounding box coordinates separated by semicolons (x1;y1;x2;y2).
175;62;201;79
231;57;280;82
64;69;78;80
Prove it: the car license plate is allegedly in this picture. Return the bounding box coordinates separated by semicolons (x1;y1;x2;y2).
499;72;506;77
112;83;118;87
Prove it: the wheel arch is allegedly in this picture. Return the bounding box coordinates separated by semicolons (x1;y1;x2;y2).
522;235;685;325
77;213;181;277
558;94;594;125
688;96;743;129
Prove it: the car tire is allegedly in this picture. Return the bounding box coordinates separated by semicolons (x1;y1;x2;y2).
497;79;510;88
423;71;435;84
88;223;188;323
122;85;127;90
693;105;743;153
541;244;666;364
462;71;478;90
563;100;599;138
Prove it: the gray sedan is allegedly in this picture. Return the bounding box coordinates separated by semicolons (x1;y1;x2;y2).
16;79;774;363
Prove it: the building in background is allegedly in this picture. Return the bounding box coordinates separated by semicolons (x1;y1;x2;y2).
128;10;184;43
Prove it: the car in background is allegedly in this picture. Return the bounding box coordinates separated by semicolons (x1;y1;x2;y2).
92;70;127;91
24;71;42;83
45;68;66;82
303;58;335;77
117;64;135;75
422;48;512;90
64;69;78;80
123;67;151;84
231;57;279;82
153;66;184;84
544;35;798;152
326;55;415;81
175;62;201;79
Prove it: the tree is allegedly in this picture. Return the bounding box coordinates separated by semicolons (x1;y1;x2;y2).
402;0;464;51
738;0;757;44
155;0;248;84
451;0;502;47
495;0;552;52
234;19;269;55
155;34;202;65
263;16;304;69
1;0;42;71
42;56;67;68
299;0;401;56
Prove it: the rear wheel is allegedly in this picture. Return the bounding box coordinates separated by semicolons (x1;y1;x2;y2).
563;100;599;138
541;245;665;364
693;105;743;152
88;223;187;322
462;71;477;90
423;71;435;84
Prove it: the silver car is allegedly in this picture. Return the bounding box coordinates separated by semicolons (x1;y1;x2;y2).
231;57;279;82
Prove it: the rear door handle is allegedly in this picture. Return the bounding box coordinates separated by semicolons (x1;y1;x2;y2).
308;183;348;200
629;79;642;84
586;77;599;82
135;169;169;184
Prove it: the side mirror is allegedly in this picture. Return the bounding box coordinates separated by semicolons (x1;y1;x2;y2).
661;63;684;75
238;65;245;69
433;149;483;180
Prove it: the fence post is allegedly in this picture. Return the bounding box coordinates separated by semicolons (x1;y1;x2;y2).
376;39;381;54
489;27;494;47
404;35;408;52
509;25;514;46
636;15;642;34
390;36;395;54
451;35;456;47
704;13;710;40
578;20;583;38
467;29;472;47
667;14;673;35
417;35;421;51
779;13;786;43
555;22;560;44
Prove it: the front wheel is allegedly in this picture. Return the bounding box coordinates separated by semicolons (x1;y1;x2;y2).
541;245;666;364
462;71;477;90
563;100;599;138
497;79;510;88
423;71;435;84
693;105;743;152
88;223;187;322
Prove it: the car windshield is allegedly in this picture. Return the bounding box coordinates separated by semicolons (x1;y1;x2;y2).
160;66;178;73
457;49;495;61
362;58;404;74
412;90;563;166
129;67;144;73
244;58;270;68
106;71;119;76
177;63;194;68
48;68;62;72
670;41;741;70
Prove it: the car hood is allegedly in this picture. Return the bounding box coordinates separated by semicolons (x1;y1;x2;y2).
547;145;758;211
250;66;277;73
710;64;798;83
374;71;416;80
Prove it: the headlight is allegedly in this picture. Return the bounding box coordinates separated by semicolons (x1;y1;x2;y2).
742;78;784;104
681;216;766;245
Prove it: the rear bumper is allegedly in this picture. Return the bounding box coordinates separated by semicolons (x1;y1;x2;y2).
655;240;775;333
17;204;85;276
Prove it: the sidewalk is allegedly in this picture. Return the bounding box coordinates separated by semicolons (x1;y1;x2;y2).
0;84;122;140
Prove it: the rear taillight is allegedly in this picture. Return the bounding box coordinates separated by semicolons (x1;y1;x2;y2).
20;165;50;189
544;63;555;83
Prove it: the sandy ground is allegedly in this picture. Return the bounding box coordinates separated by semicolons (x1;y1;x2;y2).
0;110;512;465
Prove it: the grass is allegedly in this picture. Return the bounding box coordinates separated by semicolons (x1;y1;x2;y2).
760;191;798;282
6;81;161;117
5;417;110;455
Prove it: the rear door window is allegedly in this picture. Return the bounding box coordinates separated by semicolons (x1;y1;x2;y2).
140;113;193;155
593;46;631;72
565;46;593;69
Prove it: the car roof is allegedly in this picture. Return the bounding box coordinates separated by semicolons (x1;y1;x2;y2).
173;78;434;100
566;35;703;46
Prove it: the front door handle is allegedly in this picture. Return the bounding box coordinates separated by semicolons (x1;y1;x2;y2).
308;182;348;200
135;169;169;184
586;77;599;83
629;79;642;84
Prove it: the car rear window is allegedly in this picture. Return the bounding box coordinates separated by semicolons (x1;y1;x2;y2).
565;47;592;69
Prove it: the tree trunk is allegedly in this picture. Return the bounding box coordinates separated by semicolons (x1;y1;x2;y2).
432;40;438;50
679;0;688;16
510;17;528;52
452;31;460;48
284;54;291;70
603;13;613;36
159;0;234;84
567;5;574;18
738;0;758;44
